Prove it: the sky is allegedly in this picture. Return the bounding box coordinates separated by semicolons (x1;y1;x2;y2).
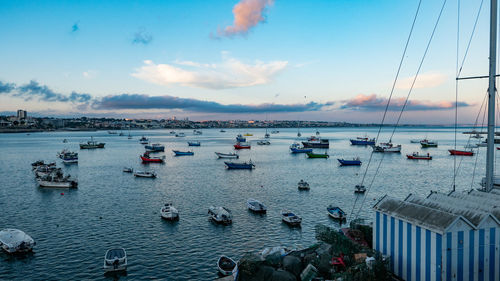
0;0;494;124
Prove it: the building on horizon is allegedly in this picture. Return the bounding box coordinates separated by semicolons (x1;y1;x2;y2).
17;109;27;120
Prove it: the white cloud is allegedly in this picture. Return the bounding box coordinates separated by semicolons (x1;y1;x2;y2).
132;57;288;89
395;72;448;90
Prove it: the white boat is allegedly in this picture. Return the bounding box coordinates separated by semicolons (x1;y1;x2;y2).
372;142;401;153
134;171;156;178
465;143;479;149
103;248;127;273
160;203;179;221
0;229;35;254
193;130;203;135
215;152;239;159
139;136;149;144
247;198;267;213
281;210;302;226
257;140;270;145
37;173;78;188
123;167;133;173
208;206;232;225
354;184;366;193
298;179;310;190
217;255;236;276
175;132;186;137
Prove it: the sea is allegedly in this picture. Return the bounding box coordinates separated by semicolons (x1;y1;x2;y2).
0;127;491;280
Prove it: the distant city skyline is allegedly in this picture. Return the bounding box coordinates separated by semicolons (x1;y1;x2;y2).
0;0;491;124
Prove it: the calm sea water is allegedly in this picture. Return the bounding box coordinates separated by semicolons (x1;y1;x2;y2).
0;127;492;280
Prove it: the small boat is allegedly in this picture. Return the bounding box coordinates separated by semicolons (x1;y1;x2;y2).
302;136;329;148
225;161;255;169
354;185;366;193
257;140;270;145
169;131;176;134
108;131;117;134
145;143;165;152
119;132;124;136
234;142;251;149
243;133;253;136
62;139;68;143
123;167;133;173
281;210;302;226
264;132;270;139
290;142;312;153
420;139;438;148
193;130;203;135
220;129;226;132
134;171;157;178
271;130;279;134
465;143;479;149
449;149;474;156
306;152;329;158
161;203;179;221
349;137;375;146
215;152;239;159
188;141;201;146
80;137;105;149
297;179;310;190
372;142;401;153
208;206;232;225
0;229;35;254
173;150;194;156
410;139;421;143
217;255;236;276
37;175;78;188
247;198;267;213
140;152;165;163
406;152;432;160
175;132;186;137
236;134;246;142
139;136;149;144
58;149;79;164
338;158;362;166
327;205;346;220
103;248;127;273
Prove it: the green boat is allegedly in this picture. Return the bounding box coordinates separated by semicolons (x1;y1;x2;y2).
306;152;329;158
420;139;438;148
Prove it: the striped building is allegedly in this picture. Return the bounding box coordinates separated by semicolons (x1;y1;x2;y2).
373;189;500;281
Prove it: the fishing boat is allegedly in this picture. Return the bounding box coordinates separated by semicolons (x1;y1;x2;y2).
79;137;105;149
297;179;310;190
302;136;329;148
160;203;179;221
420;139;438;148
169;131;176;134
306;152;329;158
175;132;185;137
257;140;270;145
406;152;432;160
133;171;156;178
33;165;60;178
140;152;165;163
0;229;35;254
145;143;164;152
62;154;78;164
173;150;194;156
449;149;474;156
281;210;302;226
37;174;78;188
123;167;133;173
349;137;375;146
103;248;127;273
354;184;366;193
139;136;149;144
372;142;401;153
327;205;346;220
208;206;232;225
224;161;255;169
217;255;237;276
234;142;251;149
193;130;203;135
243;133;253;136
247;198;267;213
31;160;55;168
338;157;362;166
215;152;239;159
290;142;313;153
188;141;201;146
236;134;246;142
220;129;226;132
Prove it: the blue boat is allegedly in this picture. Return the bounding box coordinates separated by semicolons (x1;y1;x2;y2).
236;134;246;142
145;143;165;152
349;137;375;145
289;142;313;153
224;161;255;169
173;150;194;156
187;141;201;146
327;205;346;220
337;158;362;166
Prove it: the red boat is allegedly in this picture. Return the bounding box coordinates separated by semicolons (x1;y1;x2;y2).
406;153;432;160
234;143;251;149
448;149;474;156
140;152;165;163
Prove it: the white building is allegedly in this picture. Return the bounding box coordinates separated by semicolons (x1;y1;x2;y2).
373;189;500;281
17;109;27;119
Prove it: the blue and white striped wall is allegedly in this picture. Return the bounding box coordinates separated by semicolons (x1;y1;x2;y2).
373;211;500;281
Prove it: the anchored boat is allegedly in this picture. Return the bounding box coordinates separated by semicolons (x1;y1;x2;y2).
103;248;127;273
281;210;302;226
224;161;255;169
297;179;310;190
79;137;105;149
420;139;438;148
247;198;267;213
257;140;270;145
133;171;156;178
327;205;346;220
306;152;329;158
140;152;165;163
448;149;474;156
234;142;251;149
406;152;432;160
217;255;237;276
215;152;239;159
338;158;362;166
349;137;375;145
236;134;246;142
302;136;329;148
173;150;194;156
139;136;149;144
145;143;164;152
208;206;232;225
290;142;313;153
161;203;179;221
188;141;201;146
372;142;401;153
0;229;35;254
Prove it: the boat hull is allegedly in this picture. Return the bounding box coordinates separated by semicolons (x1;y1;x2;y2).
290;147;312;153
306;152;329;158
406;155;432;160
234;144;251;149
302;142;329;148
80;144;105;149
448;149;474;156
38;180;77;188
173;151;194;156
215;152;239;159
225;162;254;169
350;139;375;145
140;156;164;163
337;159;361;165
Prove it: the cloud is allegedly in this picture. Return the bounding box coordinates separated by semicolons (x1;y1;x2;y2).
132;28;153;45
0;81;15;93
132;57;287;89
341;94;470;111
216;0;274;38
396;72;448;89
71;22;79;32
4;80;92;103
92;93;333;113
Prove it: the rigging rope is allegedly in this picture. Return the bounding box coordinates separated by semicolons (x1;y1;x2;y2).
454;0;461;191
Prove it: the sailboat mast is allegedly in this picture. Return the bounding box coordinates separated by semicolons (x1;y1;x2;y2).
486;0;497;192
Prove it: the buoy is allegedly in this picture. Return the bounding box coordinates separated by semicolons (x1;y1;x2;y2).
60;192;64;195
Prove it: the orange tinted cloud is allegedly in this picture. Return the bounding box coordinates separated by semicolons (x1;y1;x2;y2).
219;0;274;37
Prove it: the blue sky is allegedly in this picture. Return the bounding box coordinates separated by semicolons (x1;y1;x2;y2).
0;0;492;124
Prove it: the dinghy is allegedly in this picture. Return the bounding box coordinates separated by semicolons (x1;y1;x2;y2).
217;255;236;276
224;161;255;169
215;152;239;159
247;198;267;213
208;206;232;225
188;141;201;146
134;171;156;178
103;248;127;273
281;210;302;226
173;150;194;156
297;179;310;190
327;205;346;220
337;158;362;166
161;203;179;221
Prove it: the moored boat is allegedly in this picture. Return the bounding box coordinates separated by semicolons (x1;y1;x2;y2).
215;152;239;159
372;142;401;153
187;141;201;146
338;157;362;166
103;248;127;273
173;150;194;156
123;167;133;173
290;142;313;153
420;139;438;148
80;137;105;149
140;152;165;163
234;142;251;149
406;152;432;160
139;136;149;144
302;136;329;148
236;134;246;142
133;171;157;178
0;229;35;254
193;130;203;135
354;184;366;193
37;174;78;188
175;132;186;137
327;205;346;220
297;179;310;190
247;198;267;213
281;210;302;226
243;133;253;136
145;143;164;152
208;206;232;225
448;149;474;156
349;137;375;146
256;140;270;145
306;152;329;158
217;255;237;276
224;161;255;169
161;203;179;221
